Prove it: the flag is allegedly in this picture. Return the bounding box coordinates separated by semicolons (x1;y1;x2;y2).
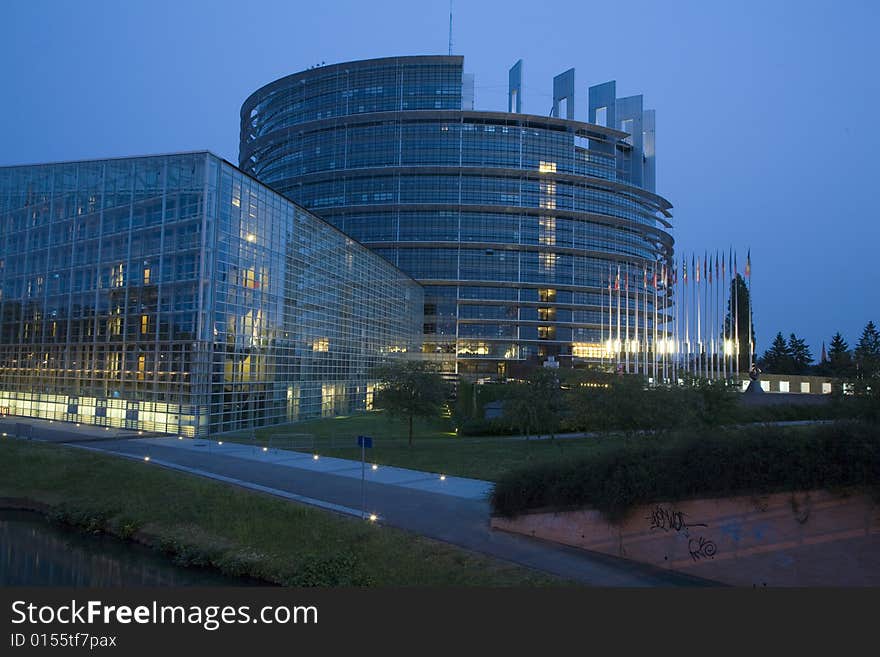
695;256;701;284
745;249;751;279
708;254;712;284
625;269;629;292
734;251;738;277
643;267;648;289
615;265;620;291
683;260;688;284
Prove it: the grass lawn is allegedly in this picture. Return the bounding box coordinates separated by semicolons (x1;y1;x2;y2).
0;438;563;586
219;410;647;481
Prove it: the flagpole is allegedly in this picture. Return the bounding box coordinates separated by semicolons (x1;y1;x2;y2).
734;251;740;379
624;266;630;373
747;248;753;368
673;262;679;383
616;264;621;371
634;264;640;375
643;265;648;379
684;256;690;378
608;264;613;368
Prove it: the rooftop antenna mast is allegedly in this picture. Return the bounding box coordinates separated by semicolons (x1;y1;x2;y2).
448;1;453;55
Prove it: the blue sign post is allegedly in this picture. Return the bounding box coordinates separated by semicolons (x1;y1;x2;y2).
357;435;373;519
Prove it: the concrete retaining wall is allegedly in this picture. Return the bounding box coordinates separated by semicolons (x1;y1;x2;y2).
491;490;880;586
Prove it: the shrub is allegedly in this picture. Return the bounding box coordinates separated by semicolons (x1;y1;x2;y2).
490;421;880;523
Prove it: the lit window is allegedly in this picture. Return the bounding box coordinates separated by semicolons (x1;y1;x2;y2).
312;337;329;352
539;252;557;272
141;314;149;335
572;342;603;358
143;267;151;285
538;161;557;173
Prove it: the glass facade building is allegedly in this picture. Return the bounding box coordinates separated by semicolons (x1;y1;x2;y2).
240;55;675;377
0;152;423;436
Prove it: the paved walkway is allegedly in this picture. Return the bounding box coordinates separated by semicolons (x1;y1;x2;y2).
1;417;715;586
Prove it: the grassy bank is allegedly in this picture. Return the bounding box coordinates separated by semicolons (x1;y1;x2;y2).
490;421;880;522
221;410;863;483
223;411;637;481
0;438;561;586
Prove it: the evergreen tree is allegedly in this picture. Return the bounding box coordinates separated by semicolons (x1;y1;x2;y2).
761;331;793;373
787;333;813;374
723;274;756;372
854;320;880;380
826;332;852;377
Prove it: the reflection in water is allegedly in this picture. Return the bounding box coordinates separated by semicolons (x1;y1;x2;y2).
0;510;256;586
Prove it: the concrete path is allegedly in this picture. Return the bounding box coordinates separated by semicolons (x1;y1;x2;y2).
1;417;715;586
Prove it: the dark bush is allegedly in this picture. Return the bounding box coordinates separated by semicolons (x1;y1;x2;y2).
490;421;880;523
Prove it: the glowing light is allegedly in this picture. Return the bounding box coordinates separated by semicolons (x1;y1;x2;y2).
246;233;256;243
262;446;268;452
2;433;6;437
178;436;183;440
218;441;223;445
439;474;446;481
144;456;150;462
371;464;378;471
369;514;378;522
313;454;319;460
138;431;144;435
75;423;80;427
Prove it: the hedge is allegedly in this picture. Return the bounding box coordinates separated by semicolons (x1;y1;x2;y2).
490;421;880;523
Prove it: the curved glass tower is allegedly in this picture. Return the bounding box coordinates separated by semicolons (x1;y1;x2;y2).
240;55;674;377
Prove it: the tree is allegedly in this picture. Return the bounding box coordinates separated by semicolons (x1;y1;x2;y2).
761;332;793;374
503;367;563;439
854;320;880;380
372;361;450;446
723;274;756;372
825;332;852;377
787;333;813;374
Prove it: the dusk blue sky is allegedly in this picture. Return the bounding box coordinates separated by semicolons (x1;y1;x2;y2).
3;0;877;358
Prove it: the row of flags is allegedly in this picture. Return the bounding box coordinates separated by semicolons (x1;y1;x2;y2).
601;249;753;381
608;250;751;291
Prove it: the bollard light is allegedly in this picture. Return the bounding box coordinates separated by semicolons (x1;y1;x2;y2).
439;474;446;481
313;454;319;460
75;423;80;427
372;464;378;471
144;456;150;462
218;441;223;445
262;446;268;452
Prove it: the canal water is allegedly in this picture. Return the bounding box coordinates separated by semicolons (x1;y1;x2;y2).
0;509;259;586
